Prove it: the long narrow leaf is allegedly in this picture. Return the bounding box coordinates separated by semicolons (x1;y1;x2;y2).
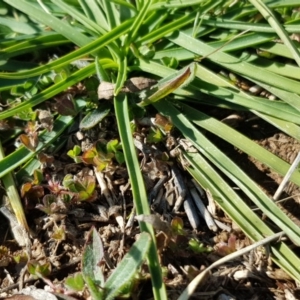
104;232;151;300
179;102;300;187
114;94;167;300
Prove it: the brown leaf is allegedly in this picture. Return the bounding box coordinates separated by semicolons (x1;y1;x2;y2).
98;81;115;100
37;110;53;131
19;132;39;151
135;214;171;234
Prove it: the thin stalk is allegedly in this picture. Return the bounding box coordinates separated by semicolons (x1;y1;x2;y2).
114;94;167;300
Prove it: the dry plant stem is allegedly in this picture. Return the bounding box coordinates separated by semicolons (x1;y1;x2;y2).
125;207;135;229
189;187;217;232
191;179;206;199
94;168;114;206
0;207;31;291
178;231;285;300
273;152;300;201
214;219;231;232
148;175;168;204
197;29;251;62
0;142;29;233
0;207;31;251
172;165;187;212
183;191;200;230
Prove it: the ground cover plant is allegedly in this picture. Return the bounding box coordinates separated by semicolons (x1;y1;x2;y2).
1;0;300;299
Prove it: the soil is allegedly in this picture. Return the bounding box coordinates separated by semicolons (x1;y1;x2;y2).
1;106;300;300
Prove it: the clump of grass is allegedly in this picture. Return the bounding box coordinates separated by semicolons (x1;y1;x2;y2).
1;0;300;298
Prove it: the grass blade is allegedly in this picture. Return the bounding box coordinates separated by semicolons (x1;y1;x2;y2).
104;232;151;300
114;94;167;300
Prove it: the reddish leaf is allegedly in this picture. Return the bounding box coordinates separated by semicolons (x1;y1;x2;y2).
55;94;77;116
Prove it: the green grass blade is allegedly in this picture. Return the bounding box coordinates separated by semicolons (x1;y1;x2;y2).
114;94;167;300
0;17;132;79
0;63;99;120
102;0;120;30
125;0;152;47
136;60;300;124
4;0;92;47
150;0;206;10
104;232;151;300
0;142;29;232
200;15;300;33
114;55;127;95
79;0;109;30
0;33;70;60
138;11;197;45
168;31;300;94
244;53;300;80
52;0;107;35
154;33;275;61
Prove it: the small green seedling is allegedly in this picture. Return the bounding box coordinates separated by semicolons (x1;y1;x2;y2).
81;139;124;171
74;228;152;300
67;145;82;163
63;174;97;202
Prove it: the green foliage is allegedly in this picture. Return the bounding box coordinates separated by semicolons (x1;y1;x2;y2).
28;260;51;278
189;239;213;254
65;273;85;292
63;174;97;201
79;102;111;130
67;145;82;163
80;139;124;170
82;227;105;299
2;0;300;297
80;228;151;300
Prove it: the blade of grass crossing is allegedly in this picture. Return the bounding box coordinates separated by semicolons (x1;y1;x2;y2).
102;0;120;30
154;101;300;245
124;0;152;49
52;0;107;35
179;103;300;187
183;151;300;282
114;55;127;95
0;20;132;79
4;0;92;47
168;31;300;94
249;0;300;67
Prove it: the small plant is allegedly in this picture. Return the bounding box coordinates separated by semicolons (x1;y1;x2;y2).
80;139;124;171
62;174;97;202
64;228;151;299
67;145;82;163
